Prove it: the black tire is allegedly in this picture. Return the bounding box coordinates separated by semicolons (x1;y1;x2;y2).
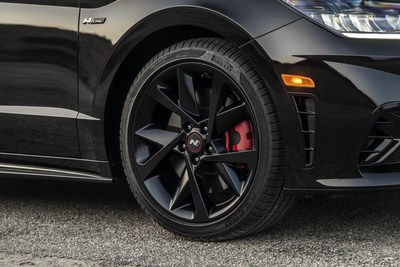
120;38;297;241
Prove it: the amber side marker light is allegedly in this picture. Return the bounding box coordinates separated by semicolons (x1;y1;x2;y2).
281;74;315;88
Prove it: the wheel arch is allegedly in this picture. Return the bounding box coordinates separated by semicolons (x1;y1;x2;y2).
99;7;256;180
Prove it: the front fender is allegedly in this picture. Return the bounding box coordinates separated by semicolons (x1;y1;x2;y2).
77;0;300;162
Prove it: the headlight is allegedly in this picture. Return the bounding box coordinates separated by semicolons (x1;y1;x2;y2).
281;0;400;39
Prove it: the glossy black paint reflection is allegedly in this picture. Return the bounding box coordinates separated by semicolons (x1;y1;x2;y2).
0;0;78;7
78;0;300;162
253;19;400;191
0;2;80;157
80;0;116;8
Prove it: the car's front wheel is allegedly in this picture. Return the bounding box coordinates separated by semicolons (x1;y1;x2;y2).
120;38;296;240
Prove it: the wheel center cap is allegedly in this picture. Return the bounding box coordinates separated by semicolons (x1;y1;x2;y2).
186;132;203;154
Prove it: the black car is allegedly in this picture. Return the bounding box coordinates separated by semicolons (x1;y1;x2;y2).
0;0;399;240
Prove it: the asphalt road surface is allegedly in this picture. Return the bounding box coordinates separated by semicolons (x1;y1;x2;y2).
1;177;400;267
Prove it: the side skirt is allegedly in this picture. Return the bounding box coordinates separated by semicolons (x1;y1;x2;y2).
0;163;113;183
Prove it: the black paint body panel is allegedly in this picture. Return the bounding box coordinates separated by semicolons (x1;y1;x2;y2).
0;2;80;157
77;0;300;161
253;19;400;191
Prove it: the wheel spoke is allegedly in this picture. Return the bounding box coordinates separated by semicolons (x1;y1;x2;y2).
215;102;247;135
136;129;184;180
178;69;200;116
170;168;191;210
185;157;209;221
213;163;242;196
202;149;258;170
131;62;260;223
207;73;226;142
136;124;181;148
147;83;198;126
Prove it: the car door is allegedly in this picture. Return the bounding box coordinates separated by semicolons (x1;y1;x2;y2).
0;0;80;158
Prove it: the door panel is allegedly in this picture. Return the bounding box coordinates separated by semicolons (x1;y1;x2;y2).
0;2;80;157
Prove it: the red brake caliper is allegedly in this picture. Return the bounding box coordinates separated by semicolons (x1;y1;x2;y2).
224;120;254;152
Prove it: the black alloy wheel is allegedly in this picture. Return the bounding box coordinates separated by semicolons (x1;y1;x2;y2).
120;38;297;240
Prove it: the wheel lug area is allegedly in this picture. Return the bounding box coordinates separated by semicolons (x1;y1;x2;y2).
183;124;209;156
179;143;187;152
184;123;193;133
192;156;201;165
201;126;208;134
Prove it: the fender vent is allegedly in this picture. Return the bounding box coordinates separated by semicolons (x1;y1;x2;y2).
293;95;317;167
360;116;400;166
